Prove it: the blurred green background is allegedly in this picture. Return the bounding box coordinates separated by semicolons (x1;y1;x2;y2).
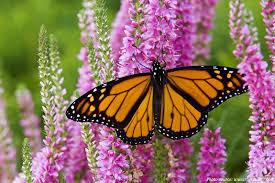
0;0;270;180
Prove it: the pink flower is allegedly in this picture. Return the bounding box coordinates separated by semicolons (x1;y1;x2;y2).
64;120;93;183
164;139;193;183
12;173;25;183
96;128;131;182
261;0;275;72
229;0;275;179
16;88;42;153
118;0;150;76
33;28;71;183
32;147;59;183
0;82;17;182
197;128;226;183
76;1;132;182
77;48;95;95
110;0;130;78
192;0;218;63
118;0;196;74
130;145;154;182
117;0;197;181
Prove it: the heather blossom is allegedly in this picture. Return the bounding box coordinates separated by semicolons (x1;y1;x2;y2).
229;0;275;180
110;0;130;77
78;0;132;182
114;1;155;181
261;0;275;72
191;0;218;63
0;80;17;182
197;128;226;183
164;139;193;183
63;119;93;182
16;88;42;153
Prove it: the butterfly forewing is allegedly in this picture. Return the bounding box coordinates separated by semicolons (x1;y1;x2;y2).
66;74;151;129
167;66;247;112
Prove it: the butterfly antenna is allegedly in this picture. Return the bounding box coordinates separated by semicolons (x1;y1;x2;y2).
132;53;151;71
131;44;151;71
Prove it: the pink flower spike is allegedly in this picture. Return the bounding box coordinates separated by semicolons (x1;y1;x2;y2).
229;0;275;179
16;88;42;153
76;1;133;182
110;0;130;78
197;128;226;183
261;0;275;72
191;0;218;64
164;139;193;183
0;81;17;182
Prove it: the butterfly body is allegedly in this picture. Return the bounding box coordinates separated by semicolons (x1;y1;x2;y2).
67;61;247;145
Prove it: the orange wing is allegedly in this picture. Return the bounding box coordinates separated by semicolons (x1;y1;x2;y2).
66;74;151;129
156;83;208;139
116;86;154;145
156;66;247;139
167;66;247;112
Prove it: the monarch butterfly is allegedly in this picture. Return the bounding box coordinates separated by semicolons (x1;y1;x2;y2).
66;61;247;145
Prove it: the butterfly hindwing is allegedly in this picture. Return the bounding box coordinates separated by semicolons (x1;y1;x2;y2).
66;73;151;129
116;86;155;145
156;82;208;139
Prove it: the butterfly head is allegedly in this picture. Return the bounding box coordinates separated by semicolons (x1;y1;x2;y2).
152;60;166;70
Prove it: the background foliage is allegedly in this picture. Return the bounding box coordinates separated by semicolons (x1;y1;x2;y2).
0;0;269;178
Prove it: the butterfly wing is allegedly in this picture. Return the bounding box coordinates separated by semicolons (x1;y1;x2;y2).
156;66;247;139
66;73;152;129
157;82;208;139
66;73;156;144
167;66;247;112
116;86;154;145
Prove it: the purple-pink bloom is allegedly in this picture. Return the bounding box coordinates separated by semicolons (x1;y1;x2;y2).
77;47;95;95
261;0;275;72
79;0;99;51
95;128;131;182
0;82;17;182
118;0;150;76
229;0;275;179
64;120;93;183
76;1;132;181
130;145;154;182
191;0;218;63
110;0;130;78
163;139;193;183
32;28;71;183
116;1;156;181
12;173;25;183
197;128;226;183
16;88;42;154
32;147;59;183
